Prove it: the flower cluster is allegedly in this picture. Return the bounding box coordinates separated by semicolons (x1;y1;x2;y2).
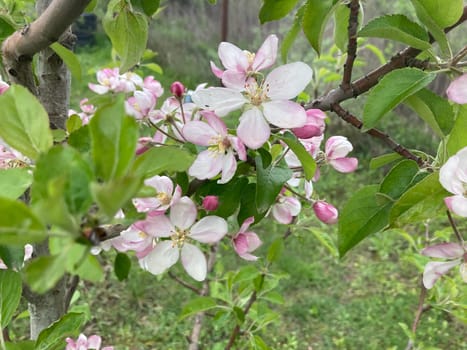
65;334;113;350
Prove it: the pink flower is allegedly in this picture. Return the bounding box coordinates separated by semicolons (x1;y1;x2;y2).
202;195;219;211
132;175;181;213
183;112;246;183
292;109;326;139
211;34;278;89
143;76;164;98
421;242;467;289
271;191;301;224
65;334;113;350
192;62;312;149
0;75;9;95
325;136;358;173
439;146;467;217
68;99;95;125
232;217;262;261
138;197;228;281
170;81;185;98
125;90;156;120
446;73;467;104
313;201;338;224
88;68;121;94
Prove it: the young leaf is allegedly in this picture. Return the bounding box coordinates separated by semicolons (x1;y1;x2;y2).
446;105;467;156
379;160;420;201
390;172;449;226
131;147;194;178
5;341;35;350
0;85;53;160
267;238;284;263
238;183;267;224
0;198;46;246
281;5;304;62
279;132;316;181
363;68;435;130
115;252;132;281
0;168;33;199
141;0;160;17
412;0;463;28
302;0;339;55
259;0;299;24
103;4;148;72
90;98;138;181
35;312;86;350
338;185;392;257
50;42;82;81
369;153;403;170
405;88;455;137
255;153;292;213
358;15;431;50
0;245;24;270
0;13;16;39
0;270;22;328
179;297;218;320
23;255;67;294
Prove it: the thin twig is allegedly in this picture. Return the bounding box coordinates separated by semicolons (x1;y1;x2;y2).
168;272;201;294
446;210;465;245
405;280;431;350
341;0;360;91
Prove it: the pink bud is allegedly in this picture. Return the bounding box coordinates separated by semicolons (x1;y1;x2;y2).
313;201;338;224
202;195;219;211
170;81;185;98
292;109;326;139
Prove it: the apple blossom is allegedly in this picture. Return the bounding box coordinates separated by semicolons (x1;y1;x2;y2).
136;131;166;155
68;98;95;125
446;73;467;104
233;217;262;261
170;81;185;98
325;136;358;173
125;89;156;120
313;201;338;224
143;76;164;98
292;109;327;139
183;112;246;183
132;175;182;213
421;242;467;289
439;146;467;217
271;190;302;224
211;34;278;89
192;62;312;149
138;197;228;281
65;334;113;350
202;195;219;211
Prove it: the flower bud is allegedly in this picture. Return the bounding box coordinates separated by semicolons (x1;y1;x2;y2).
202;195;219;211
170;81;185;98
313;201;338;224
292;109;326;139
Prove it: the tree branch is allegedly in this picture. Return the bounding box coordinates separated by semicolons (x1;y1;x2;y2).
341;0;360;91
1;0;91;91
330;103;427;167
308;5;467;111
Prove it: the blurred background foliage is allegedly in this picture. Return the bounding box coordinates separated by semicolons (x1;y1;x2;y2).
7;0;467;348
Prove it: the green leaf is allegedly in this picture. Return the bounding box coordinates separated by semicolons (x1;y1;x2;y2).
338;185;392;257
233;265;260;284
50;42;82;81
238;183;266;224
259;0;299;23
302;0;339;55
405;88;455;137
115;252;131;281
179;297;218;320
279;132;316;181
90;98;138;181
91;176;143;218
281;5;304;62
131;147;194;178
0;270;22;327
369;153;403;170
410;0;450;55
141;62;163;74
390;172;448;226
0;168;33;199
5;341;35;350
23;255;66;294
255;152;292;213
261;291;285;305
446;105;467;156
363;68;435;130
103;4;148;72
379;160;420;201
84;0;98;12
0;85;53;160
358;15;431;50
0;198;46;246
413;0;463;28
267;238;284;263
0;245;24;270
66;115;83;134
0;13;16;39
141;0;160;17
35;312;86;350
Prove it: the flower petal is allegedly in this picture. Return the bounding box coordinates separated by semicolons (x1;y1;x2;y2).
446;73;467;104
192;87;247;116
189;150;224;180
253;34;278;71
423;259;461;289
237;108;270;149
219;151;237;184
218;42;249;71
422;242;464;258
262;100;307;128
133;214;173;237
329;157;358;173
210;61;224;78
170;197;197;229
222;70;248;90
264;62;313;100
445;195;467;217
439;154;463;195
271;203;293;224
181;243;207;281
183;121;219;146
140;241;179;275
190;216;228;243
